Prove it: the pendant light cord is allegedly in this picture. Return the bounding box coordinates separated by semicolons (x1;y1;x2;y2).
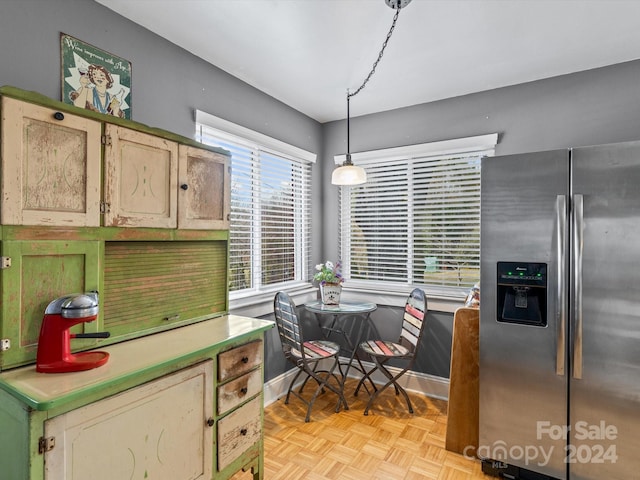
348;7;401;100
346;6;401;161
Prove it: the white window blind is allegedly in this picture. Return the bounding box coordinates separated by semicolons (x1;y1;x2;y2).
338;134;497;296
195;112;314;297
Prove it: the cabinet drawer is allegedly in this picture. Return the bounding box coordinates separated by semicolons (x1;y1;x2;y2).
217;396;261;471
217;367;262;415
218;340;262;382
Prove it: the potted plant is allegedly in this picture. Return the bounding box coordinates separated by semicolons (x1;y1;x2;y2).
314;260;344;305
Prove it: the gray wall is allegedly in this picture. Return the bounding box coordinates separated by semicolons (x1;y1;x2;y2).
319;59;640;381
3;0;640;384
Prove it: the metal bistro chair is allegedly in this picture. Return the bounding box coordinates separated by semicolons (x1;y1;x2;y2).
355;288;428;415
273;292;349;422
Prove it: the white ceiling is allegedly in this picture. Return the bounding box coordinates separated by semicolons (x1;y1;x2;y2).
96;0;640;123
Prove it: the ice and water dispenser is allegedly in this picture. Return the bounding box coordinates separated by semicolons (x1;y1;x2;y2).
497;262;547;327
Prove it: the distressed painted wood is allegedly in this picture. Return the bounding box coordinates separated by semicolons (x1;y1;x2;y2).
103;124;179;228
178;145;230;230
0;317;273;480
0;240;102;370
217;396;262;471
102;240;228;339
218;340;263;382
1;97;102;226
0;86;260;480
218;367;263;416
44;361;213;480
1;225;229;242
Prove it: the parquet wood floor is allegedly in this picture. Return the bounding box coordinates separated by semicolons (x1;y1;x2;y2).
231;378;494;479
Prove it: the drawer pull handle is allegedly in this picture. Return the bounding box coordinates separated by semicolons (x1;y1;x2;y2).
241;356;249;364
180;184;189;190
53;111;65;121
206;417;215;427
240;387;248;395
240;428;248;436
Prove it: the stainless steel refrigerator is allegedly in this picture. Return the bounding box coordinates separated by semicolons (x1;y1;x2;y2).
479;141;640;480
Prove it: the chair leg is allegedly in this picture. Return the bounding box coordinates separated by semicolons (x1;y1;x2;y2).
285;368;306;405
301;356;349;422
354;363;379;397
363;359;413;415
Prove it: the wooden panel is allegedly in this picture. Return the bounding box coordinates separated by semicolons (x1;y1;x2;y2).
218;367;262;416
0;240;102;370
102;241;227;337
217;396;262;471
44;361;213;480
103;124;178;228
178;145;230;230
445;307;479;455
218;340;263;382
1;97;101;226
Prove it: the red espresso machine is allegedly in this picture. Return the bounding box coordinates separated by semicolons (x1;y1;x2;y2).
36;291;110;373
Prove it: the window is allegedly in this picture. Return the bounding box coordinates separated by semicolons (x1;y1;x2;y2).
196;111;315;299
338;134;497;298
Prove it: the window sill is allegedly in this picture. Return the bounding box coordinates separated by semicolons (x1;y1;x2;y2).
229;282;467;317
229;284;318;318
340;286;465;314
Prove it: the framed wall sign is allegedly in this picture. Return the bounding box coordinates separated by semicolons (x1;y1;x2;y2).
60;33;132;119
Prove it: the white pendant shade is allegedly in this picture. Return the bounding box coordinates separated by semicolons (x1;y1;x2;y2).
331;164;367;185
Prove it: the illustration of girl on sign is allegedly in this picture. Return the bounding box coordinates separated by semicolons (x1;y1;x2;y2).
70;64;125;118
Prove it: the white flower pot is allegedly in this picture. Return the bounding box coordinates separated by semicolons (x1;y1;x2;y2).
320;283;342;305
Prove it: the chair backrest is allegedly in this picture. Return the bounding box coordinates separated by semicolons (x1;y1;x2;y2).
273;291;304;357
399;288;428;354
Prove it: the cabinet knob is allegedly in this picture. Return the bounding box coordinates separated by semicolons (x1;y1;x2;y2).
240;387;248;395
180;184;189;190
206;417;215;427
241;356;249;364
240;428;248;436
53;112;65;121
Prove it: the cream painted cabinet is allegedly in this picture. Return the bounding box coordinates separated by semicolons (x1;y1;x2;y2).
44;361;214;480
178;145;230;230
103;124;179;228
1;92;229;231
103;127;230;230
0;96;102;226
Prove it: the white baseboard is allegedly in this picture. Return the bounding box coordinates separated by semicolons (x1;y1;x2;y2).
263;357;449;407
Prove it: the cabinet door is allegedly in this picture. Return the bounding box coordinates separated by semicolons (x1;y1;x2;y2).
1;97;102;226
44;360;214;480
0;240;101;370
178;145;230;230
103;124;178;228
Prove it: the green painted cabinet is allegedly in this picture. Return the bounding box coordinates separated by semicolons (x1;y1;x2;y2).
0;86;232;370
0;317;273;480
0;240;101;369
0;87;272;480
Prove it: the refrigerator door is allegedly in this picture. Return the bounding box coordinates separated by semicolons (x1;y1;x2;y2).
480;150;569;479
570;142;640;479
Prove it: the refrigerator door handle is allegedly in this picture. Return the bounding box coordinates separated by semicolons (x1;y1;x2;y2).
556;195;567;376
573;194;584;379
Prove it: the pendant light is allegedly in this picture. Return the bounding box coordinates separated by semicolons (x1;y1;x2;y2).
331;0;412;186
